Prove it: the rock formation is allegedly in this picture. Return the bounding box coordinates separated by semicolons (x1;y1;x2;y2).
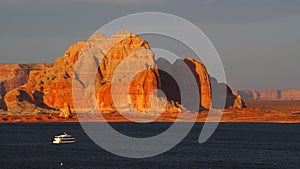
73;32;159;114
210;77;246;109
156;57;212;111
0;64;51;99
233;95;244;108
183;58;212;109
0;31;245;116
59;102;72;118
234;90;300;101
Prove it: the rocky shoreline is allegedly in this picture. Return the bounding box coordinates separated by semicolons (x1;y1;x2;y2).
1;101;299;123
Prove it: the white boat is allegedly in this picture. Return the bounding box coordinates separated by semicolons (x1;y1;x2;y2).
52;132;76;144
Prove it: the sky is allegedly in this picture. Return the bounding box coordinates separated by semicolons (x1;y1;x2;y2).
0;0;299;90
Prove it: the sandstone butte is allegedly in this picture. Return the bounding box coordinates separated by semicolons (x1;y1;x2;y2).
0;31;245;122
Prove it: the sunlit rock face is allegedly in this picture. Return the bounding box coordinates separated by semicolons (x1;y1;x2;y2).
74;31;158;113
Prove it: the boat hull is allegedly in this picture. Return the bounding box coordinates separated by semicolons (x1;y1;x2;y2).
53;140;76;144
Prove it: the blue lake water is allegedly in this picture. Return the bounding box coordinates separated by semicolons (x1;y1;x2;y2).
0;122;299;169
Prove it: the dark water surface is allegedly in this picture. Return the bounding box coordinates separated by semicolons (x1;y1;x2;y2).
0;123;299;169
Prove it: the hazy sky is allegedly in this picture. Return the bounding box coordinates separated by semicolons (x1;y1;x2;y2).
0;0;299;90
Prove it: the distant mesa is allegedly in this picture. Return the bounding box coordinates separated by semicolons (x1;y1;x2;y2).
0;31;245;117
233;90;300;101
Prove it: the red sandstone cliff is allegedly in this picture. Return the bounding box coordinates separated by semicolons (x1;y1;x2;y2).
0;32;244;116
